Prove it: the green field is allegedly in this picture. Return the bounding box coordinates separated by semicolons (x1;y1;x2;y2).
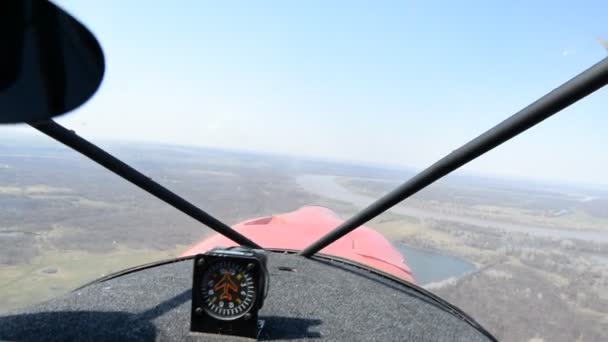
0;245;187;313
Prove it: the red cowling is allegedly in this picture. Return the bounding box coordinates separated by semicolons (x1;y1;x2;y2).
180;206;415;284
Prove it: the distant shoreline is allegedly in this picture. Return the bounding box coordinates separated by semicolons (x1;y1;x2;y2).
297;174;608;243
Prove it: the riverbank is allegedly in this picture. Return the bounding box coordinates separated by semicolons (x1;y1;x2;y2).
298;174;608;242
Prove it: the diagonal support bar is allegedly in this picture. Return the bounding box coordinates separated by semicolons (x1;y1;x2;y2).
30;120;261;248
300;56;608;257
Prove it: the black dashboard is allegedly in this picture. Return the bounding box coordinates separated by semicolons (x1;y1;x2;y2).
0;251;494;341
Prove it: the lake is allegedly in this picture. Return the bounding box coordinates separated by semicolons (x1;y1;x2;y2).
397;243;476;285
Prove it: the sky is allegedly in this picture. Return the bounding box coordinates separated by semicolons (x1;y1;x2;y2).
3;0;608;185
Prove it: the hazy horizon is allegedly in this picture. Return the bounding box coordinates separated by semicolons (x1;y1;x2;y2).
2;128;608;192
2;0;608;187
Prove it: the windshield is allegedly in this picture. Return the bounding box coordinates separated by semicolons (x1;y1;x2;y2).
1;1;608;341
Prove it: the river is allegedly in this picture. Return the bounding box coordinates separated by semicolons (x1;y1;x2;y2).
297;174;608;243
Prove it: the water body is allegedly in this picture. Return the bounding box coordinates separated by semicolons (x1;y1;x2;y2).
297;174;608;243
397;244;475;285
0;231;32;239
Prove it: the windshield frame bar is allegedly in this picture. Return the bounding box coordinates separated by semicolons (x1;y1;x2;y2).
29;120;262;249
300;56;608;257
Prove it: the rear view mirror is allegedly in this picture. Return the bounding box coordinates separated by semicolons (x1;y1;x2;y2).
0;0;105;124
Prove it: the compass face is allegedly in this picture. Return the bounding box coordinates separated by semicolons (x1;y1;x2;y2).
201;260;256;320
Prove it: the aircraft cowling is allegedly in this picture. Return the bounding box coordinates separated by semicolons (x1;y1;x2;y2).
180;206;415;284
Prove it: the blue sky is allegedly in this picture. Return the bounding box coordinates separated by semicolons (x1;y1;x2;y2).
4;0;608;184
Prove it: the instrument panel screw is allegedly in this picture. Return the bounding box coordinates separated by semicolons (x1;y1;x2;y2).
195;307;203;315
197;258;205;267
244;313;252;320
246;263;255;270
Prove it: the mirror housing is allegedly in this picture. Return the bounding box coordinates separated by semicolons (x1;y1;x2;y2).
0;0;105;124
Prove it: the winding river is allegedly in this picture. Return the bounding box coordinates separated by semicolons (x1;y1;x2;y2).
297;174;608;243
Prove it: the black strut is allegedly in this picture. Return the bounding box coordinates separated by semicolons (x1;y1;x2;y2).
300;56;608;257
30;120;261;248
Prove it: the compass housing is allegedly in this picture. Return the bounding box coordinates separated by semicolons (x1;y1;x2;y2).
190;247;268;338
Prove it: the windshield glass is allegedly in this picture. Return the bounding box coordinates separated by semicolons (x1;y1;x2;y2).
1;1;607;341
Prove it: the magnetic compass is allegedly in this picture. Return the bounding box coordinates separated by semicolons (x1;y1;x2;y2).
190;247;268;338
201;260;256;320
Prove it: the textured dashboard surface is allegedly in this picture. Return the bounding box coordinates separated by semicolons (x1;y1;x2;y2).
0;253;492;341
